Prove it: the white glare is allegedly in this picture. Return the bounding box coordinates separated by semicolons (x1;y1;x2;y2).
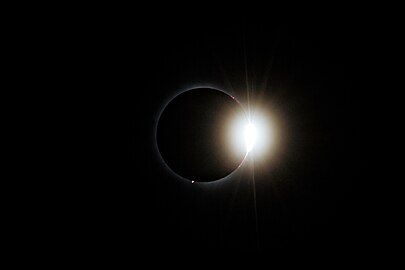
245;123;257;152
228;109;274;160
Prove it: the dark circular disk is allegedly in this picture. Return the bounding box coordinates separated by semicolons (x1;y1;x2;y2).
157;88;246;182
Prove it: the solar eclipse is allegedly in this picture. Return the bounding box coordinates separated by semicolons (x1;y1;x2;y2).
156;87;274;183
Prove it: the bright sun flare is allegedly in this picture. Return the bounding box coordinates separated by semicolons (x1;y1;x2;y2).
245;123;257;152
228;110;274;159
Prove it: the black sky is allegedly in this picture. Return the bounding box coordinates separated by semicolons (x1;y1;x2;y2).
73;14;383;253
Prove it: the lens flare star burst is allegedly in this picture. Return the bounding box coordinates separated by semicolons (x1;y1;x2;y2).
245;123;257;152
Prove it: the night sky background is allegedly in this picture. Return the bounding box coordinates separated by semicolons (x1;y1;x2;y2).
75;14;384;253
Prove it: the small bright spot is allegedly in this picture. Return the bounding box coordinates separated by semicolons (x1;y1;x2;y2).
192;180;195;183
245;123;257;152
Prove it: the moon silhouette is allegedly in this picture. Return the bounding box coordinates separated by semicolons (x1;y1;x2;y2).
156;87;247;182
